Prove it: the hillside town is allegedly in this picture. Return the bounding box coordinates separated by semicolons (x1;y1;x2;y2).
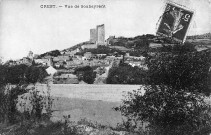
3;24;149;84
3;23;211;85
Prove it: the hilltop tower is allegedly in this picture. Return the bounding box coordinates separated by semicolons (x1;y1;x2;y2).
90;29;97;43
96;24;105;46
89;24;105;46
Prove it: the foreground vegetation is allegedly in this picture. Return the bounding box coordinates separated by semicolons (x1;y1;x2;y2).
0;44;211;134
115;47;211;134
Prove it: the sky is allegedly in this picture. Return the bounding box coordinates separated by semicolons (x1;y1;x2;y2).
0;0;211;61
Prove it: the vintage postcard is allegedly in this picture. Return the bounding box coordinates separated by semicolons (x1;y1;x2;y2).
0;0;211;134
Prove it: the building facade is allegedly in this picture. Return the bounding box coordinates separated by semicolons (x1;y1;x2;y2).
96;24;105;45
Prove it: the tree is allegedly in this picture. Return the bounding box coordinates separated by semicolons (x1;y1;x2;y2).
107;64;148;84
25;66;48;84
117;49;211;134
0;64;48;85
0;64;51;125
0;65;8;87
40;50;61;57
147;50;211;95
2;64;28;84
118;85;211;135
74;66;96;84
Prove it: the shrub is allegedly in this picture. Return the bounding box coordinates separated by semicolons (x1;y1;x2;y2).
0;85;27;124
17;84;53;122
25;66;48;84
118;85;211;135
107;64;148;84
74;66;96;84
117;49;211;134
0;64;48;85
147;50;211;95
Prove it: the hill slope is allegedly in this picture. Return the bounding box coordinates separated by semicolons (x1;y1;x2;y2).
38;33;211;57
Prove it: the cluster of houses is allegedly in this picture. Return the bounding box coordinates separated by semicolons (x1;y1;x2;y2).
31;48;146;69
5;47;147;84
33;51;111;69
6;46;147;68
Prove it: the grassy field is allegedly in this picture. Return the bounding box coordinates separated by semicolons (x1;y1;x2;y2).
22;84;211;127
51;97;123;127
35;84;142;102
32;84;143;127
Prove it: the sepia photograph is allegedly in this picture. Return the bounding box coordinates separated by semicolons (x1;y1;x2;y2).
0;0;211;134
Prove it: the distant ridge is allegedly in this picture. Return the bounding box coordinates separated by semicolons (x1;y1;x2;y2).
187;33;211;39
38;33;211;58
63;34;157;52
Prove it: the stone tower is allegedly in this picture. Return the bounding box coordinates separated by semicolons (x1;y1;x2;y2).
96;24;105;46
90;29;97;43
